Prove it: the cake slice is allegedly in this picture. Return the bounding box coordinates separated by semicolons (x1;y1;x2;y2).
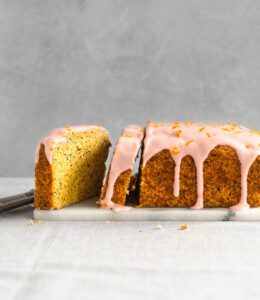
35;125;110;210
100;125;144;210
139;121;260;211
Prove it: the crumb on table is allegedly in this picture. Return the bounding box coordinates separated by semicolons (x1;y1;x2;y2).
179;224;188;230
155;223;163;230
27;219;44;226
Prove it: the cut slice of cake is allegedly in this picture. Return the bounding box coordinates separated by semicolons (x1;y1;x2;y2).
139;121;260;211
100;125;144;210
35;125;110;210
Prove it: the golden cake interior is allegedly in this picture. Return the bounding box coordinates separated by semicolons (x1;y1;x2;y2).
100;169;132;206
35;129;110;209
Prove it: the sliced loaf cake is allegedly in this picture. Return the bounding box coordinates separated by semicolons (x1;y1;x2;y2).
35;125;110;210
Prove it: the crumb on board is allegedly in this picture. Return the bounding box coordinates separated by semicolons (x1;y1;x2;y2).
155;223;163;230
179;224;188;230
27;219;44;226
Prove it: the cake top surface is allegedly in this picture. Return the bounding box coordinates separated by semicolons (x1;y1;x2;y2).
35;125;108;164
143;121;260;165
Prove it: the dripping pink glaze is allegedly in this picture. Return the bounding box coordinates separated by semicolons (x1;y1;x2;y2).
101;125;144;211
35;125;108;165
143;122;260;211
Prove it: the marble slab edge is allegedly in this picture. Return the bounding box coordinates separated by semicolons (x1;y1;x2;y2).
33;198;260;221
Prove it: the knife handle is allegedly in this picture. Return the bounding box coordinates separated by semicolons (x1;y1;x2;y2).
0;190;34;212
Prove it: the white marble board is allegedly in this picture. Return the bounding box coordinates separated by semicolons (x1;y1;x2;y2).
34;197;260;221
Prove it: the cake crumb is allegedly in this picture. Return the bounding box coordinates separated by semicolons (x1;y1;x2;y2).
155;224;163;230
27;219;44;226
179;224;188;230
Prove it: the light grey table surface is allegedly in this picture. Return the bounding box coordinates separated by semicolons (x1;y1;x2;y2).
1;178;260;300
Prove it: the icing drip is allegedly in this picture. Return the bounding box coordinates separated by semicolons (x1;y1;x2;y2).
193;161;204;209
173;158;181;198
101;125;144;211
35;125;108;165
143;121;260;211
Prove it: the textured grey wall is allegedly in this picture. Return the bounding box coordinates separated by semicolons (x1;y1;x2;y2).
0;0;260;177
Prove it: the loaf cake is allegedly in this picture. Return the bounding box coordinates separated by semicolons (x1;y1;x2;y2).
101;121;260;211
100;125;144;210
35;125;110;210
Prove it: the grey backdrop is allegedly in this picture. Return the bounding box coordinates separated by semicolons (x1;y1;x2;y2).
0;0;260;177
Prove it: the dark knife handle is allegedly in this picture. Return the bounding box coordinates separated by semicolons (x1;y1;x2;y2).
0;190;34;212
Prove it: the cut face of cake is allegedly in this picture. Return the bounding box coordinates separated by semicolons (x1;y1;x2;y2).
35;125;110;210
139;121;260;211
100;125;144;210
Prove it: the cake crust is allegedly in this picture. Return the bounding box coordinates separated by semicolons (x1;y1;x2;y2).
140;146;260;208
35;144;54;209
100;169;132;206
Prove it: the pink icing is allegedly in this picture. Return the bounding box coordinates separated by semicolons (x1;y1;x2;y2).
143;121;260;211
101;125;144;211
35;125;108;165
